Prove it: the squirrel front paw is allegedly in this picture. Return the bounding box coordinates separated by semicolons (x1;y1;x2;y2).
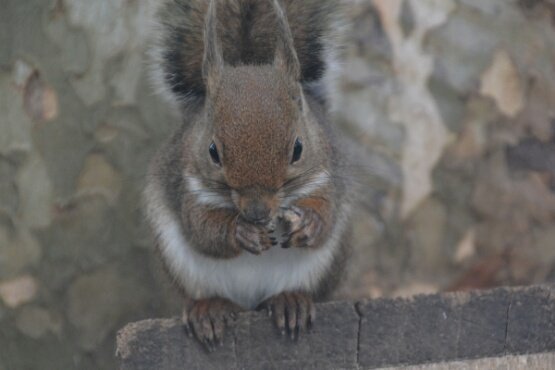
259;291;315;339
234;217;276;255
281;206;323;249
183;297;243;351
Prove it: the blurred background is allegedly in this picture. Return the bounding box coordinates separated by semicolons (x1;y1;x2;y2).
2;0;555;369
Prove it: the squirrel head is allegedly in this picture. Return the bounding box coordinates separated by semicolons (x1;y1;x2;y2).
185;0;331;225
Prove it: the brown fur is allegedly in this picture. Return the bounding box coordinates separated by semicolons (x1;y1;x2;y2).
215;66;296;191
155;0;344;105
146;0;354;346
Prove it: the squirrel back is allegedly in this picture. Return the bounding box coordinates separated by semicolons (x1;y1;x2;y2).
150;0;345;110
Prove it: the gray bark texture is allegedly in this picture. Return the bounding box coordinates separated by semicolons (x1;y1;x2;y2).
116;285;555;370
2;0;555;368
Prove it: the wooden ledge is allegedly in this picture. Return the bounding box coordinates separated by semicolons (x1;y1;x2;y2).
116;285;555;369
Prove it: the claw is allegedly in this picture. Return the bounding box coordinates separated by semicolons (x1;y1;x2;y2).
290;206;303;218
185;298;243;351
236;219;274;254
261;292;314;340
279;207;323;249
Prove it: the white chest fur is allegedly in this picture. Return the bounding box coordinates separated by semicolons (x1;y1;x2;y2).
145;181;346;309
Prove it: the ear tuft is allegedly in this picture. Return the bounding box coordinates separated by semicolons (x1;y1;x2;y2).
202;0;224;95
272;0;301;82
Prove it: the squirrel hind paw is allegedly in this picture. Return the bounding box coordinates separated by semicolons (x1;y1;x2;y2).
184;297;243;350
260;291;315;340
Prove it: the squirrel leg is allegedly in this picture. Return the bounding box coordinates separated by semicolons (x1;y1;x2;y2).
182;297;243;351
181;205;243;259
258;292;315;340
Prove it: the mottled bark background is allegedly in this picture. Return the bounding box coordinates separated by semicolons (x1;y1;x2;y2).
1;0;555;369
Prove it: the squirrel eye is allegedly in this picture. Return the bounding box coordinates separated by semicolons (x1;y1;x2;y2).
291;137;303;163
209;141;221;165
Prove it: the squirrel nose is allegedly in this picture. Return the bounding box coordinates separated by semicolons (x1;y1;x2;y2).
242;202;271;225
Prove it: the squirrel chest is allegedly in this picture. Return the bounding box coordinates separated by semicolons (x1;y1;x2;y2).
146;178;349;309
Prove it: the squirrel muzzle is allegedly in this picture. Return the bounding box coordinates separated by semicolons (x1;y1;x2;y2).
233;189;279;225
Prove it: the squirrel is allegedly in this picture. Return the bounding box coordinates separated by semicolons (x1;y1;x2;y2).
144;0;353;350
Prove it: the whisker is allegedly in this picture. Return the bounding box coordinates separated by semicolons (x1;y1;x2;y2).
281;166;325;190
184;191;229;198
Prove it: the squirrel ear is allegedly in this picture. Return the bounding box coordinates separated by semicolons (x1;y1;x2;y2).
202;0;224;96
272;0;301;82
